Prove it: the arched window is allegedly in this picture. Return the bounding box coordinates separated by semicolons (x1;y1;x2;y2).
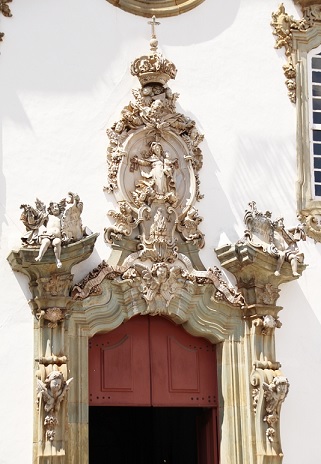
105;0;205;17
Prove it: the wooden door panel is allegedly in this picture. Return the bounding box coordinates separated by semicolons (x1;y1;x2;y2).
89;316;218;408
197;408;219;464
89;316;151;406
150;317;218;407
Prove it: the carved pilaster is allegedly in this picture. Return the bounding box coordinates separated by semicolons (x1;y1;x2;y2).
7;234;98;463
216;201;305;463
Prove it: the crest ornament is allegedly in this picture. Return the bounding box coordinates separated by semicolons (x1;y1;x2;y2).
241;202;306;277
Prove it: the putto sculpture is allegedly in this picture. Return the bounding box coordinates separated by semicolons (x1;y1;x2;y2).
242;201;306;277
20;192;86;268
262;376;289;442
36;371;73;441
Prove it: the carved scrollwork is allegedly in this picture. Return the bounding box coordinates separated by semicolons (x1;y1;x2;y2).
271;3;309;103
250;368;289;445
242;201;306;277
256;284;280;306
262;376;290;442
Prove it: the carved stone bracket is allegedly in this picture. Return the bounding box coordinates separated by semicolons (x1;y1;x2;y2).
8;234;99;321
251;367;289;447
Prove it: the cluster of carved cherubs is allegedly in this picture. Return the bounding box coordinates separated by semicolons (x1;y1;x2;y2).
20;192;85;268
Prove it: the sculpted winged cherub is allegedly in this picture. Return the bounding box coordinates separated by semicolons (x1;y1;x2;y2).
20;192;85;268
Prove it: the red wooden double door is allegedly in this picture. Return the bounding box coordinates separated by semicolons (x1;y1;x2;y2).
89;316;219;464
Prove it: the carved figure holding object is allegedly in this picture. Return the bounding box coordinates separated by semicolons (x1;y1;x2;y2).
272;218;305;276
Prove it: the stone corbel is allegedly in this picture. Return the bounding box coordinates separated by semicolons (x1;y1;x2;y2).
251;367;289;451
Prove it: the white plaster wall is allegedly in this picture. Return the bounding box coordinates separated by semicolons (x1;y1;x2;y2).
0;0;320;462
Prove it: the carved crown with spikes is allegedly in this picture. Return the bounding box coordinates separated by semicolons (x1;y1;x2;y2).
130;16;177;86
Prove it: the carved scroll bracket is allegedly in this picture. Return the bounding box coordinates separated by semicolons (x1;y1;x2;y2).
251;367;289;449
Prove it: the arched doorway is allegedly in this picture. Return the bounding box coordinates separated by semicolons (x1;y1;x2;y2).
88;316;219;463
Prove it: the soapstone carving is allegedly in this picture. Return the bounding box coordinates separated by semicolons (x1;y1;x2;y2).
256;283;280;306
242;201;305;276
124;263;189;315
105;201;136;243
271;4;308;103
262;376;289;442
75;17;245;312
37;371;73;441
272;217;305;276
20;192;86;268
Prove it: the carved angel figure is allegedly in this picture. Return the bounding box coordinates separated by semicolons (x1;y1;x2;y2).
37;371;73;414
140;263;185;314
272;218;305;276
262;376;289;442
37;371;73;441
20;193;86;268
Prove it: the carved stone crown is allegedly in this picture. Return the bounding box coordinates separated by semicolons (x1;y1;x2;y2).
131;52;177;86
131;18;177;86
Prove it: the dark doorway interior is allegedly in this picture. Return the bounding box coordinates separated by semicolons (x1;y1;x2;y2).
89;406;200;464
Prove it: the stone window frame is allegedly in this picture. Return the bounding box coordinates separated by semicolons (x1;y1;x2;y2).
293;24;321;236
105;0;205;18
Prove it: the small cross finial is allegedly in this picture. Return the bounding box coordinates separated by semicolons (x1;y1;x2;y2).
148;15;160;39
